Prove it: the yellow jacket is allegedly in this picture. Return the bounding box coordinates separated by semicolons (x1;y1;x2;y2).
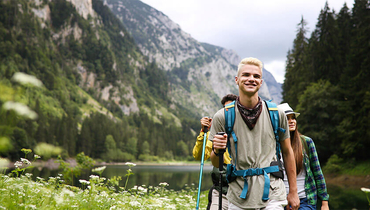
192;130;231;164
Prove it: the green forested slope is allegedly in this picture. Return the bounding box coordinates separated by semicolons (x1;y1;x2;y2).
0;0;199;161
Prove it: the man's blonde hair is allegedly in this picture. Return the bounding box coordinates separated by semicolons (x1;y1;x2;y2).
237;57;263;76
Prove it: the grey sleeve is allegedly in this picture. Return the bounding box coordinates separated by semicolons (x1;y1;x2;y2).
209;108;225;142
278;107;290;141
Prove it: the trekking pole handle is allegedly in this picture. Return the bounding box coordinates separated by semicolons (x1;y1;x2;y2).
203;126;208;133
202;116;210;133
216;132;226;171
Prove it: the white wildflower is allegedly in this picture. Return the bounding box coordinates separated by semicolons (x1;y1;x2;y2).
54;195;63;204
137;186;147;192
34;154;41;159
129;200;141;207
166;204;176;209
61;188;75;197
89;175;99;180
100;191;108;197
3;102;37;120
14;161;23;168
79;179;90;185
159;182;169;187
26;205;36;209
92;166;106;173
20;158;31;165
125;162;136;167
12;72;43;87
25;173;32;178
361;187;370;193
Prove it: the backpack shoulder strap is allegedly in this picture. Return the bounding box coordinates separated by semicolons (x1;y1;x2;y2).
224;101;237;164
224;101;236;135
264;100;286;159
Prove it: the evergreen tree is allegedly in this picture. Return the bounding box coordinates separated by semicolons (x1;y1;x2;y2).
57;115;68;152
338;0;370;160
309;2;341;84
126;137;138;157
176;140;189;157
336;3;352;66
141;141;150;154
35;102;47;144
78;117;92;156
282;17;309;108
297;80;341;162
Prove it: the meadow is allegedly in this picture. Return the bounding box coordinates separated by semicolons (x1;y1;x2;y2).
0;159;209;210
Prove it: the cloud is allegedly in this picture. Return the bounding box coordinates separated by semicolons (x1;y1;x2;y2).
264;60;286;83
140;0;354;82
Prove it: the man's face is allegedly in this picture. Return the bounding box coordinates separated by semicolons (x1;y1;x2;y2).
235;64;263;96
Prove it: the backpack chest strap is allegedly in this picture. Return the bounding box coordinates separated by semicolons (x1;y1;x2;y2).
229;165;279;201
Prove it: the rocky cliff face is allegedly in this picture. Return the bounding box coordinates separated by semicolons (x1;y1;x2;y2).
33;0;282;118
104;0;282;115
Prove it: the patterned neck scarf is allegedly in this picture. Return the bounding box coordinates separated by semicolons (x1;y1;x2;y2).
236;96;262;130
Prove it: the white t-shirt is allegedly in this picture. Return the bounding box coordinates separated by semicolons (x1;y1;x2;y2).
281;156;306;198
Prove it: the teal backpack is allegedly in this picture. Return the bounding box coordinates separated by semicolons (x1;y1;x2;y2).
224;100;285;201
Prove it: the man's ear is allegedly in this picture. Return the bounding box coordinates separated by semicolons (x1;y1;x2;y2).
235;76;238;85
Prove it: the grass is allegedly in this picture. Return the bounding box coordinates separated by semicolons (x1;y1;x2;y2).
0;173;209;209
323;154;370;176
341;160;370;176
0;158;210;210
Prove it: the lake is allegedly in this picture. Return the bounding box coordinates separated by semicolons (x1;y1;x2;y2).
28;163;369;210
102;164;214;191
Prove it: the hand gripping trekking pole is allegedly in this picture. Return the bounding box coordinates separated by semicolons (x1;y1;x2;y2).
196;124;208;210
217;132;226;210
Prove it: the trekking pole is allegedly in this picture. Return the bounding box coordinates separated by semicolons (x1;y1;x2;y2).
196;122;209;210
217;132;226;210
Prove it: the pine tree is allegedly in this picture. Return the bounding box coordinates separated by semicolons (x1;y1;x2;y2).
78;117;92;156
337;3;352;66
338;0;370;160
282;17;309;108
309;2;341;84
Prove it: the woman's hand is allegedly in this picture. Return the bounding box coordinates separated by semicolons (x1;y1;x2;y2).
321;201;329;210
200;117;212;130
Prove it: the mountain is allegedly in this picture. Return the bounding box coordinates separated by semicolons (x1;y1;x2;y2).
0;0;281;162
104;0;283;110
0;0;199;161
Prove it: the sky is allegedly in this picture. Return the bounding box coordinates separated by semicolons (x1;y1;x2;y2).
139;0;355;83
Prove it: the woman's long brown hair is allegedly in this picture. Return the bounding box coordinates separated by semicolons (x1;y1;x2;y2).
290;124;304;175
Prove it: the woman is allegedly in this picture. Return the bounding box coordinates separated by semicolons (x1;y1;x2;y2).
278;103;330;210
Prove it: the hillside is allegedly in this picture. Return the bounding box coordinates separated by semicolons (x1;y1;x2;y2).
104;0;283;114
0;0;198;161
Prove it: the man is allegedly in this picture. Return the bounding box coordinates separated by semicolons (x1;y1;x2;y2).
193;94;237;210
209;57;300;209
